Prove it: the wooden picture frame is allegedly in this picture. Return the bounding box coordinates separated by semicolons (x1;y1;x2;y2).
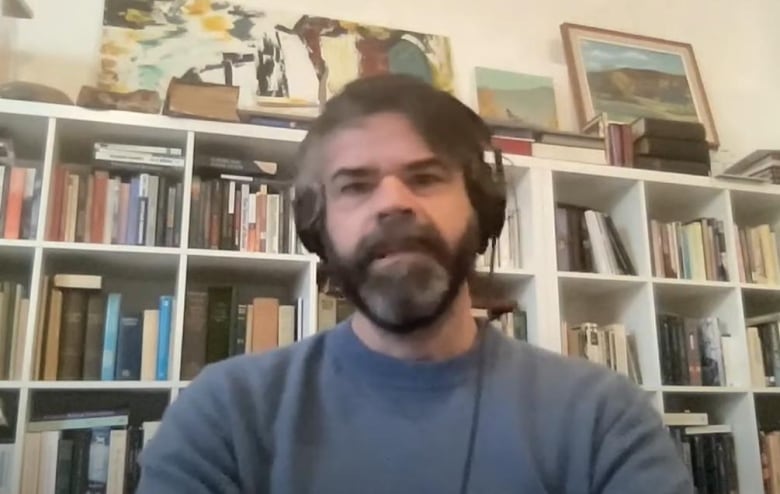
561;23;719;147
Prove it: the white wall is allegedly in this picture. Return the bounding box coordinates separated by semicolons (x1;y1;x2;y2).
3;0;779;170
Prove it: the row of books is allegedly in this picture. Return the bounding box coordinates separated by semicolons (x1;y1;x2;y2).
475;205;521;270
664;413;739;494
657;314;737;387
0;282;27;381
650;218;729;282
746;313;780;388
181;288;302;380
735;223;780;285
47;165;183;247
471;306;528;341
189;176;295;253
0;164;39;240
21;410;160;494
36;274;174;382
562;322;642;384
555;204;636;275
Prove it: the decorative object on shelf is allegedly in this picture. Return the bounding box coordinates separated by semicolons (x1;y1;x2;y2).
720;149;780;184
163;77;240;122
100;1;453;118
475;67;558;129
560;23;719;148
0;81;73;105
76;86;162;114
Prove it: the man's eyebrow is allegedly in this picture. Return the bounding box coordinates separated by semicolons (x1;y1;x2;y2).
329;167;378;183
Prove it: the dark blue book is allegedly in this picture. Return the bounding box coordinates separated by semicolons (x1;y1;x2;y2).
115;315;142;380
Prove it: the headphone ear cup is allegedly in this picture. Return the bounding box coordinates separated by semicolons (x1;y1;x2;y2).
293;187;326;258
471;150;507;254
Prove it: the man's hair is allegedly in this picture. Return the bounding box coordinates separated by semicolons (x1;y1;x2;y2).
294;74;492;234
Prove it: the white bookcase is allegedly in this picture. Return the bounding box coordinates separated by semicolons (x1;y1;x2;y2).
1;98;779;493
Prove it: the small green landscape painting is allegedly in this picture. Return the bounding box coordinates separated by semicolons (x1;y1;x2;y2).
581;39;698;122
475;67;558;129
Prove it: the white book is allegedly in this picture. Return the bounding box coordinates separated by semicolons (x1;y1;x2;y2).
227;181;236;215
142;421;162;449
747;326;767;387
94;142;184;157
295;298;304;341
106;429;128;494
266;193;280;254
94;150;185;167
102;177;115;244
531;142;607;165
110;178;121;243
498;219;511;269
604;323;629;376
20;432;41;494
584;211;611;274
141;310;159;381
278;305;295;347
663;412;709;427
145;175;159;246
64;174;79;242
53;274;102;290
240;183;250;251
720;334;742;387
0;443;14;494
37;430;60;494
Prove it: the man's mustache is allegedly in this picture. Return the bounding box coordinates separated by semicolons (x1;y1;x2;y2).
353;218;450;270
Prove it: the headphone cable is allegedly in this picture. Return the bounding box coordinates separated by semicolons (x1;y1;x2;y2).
458;316;488;494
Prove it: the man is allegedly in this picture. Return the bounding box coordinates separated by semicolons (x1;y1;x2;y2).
138;75;693;493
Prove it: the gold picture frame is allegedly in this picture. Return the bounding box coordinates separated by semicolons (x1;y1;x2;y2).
561;23;719;147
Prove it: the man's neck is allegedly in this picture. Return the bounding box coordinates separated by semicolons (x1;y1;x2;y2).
350;284;477;361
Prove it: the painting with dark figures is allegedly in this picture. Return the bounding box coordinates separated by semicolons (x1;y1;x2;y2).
560;23;718;147
475;67;558;129
100;0;454;117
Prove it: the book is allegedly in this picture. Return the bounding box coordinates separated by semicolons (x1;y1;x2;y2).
115;315;142;380
635;136;710;163
156;296;174;380
100;293;122;381
181;291;208;380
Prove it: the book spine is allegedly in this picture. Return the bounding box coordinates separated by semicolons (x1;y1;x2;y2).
230;303;247;356
87;427;111;493
100;293;122;381
137;173;149;245
3;167;26;239
145;175;159;246
115;315;142;380
82;292;106;380
189;176;201;249
173;182;183;247
126;177;140;246
156;296;174;380
181;291;208;380
155;175;168;247
206;287;232;363
57;289;88;380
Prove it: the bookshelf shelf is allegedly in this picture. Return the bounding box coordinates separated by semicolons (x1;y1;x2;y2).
660;385;751;395
26;380;175;390
0;98;777;493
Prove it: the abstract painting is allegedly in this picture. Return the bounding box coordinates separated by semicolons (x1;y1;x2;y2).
99;0;454;116
475;67;558;129
561;23;718;147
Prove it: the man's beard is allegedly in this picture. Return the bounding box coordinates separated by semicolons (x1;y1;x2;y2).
323;215;479;335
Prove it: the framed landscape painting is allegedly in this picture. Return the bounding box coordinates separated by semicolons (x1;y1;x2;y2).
475;67;559;129
560;23;718;147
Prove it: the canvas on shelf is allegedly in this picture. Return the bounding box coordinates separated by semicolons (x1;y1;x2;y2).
99;0;454;118
475;67;559;129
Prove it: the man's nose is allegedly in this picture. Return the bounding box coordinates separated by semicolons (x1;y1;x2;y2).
375;175;417;222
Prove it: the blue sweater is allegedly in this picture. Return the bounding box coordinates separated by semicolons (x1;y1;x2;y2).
138;322;693;493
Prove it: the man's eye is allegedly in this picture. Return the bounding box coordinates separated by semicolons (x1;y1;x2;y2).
340;181;373;195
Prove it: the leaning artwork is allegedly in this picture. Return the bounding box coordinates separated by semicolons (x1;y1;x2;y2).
99;0;454;116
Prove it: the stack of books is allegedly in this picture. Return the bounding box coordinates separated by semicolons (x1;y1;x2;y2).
735;223;780;284
746;313;780;388
471;305;527;341
563;322;641;383
721;149;780;184
35;274;174;382
631;118;710;176
488;122;607;166
650;218;728;281
0;280;28;380
21;410;160;493
664;415;739;494
0;136;40;239
48;141;185;246
657;314;738;387
181;288;303;380
555;204;636;275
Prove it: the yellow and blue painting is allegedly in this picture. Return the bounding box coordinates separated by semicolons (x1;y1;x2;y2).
100;0;454;113
475;67;558;129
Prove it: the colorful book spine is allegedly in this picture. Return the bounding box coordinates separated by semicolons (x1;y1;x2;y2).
156;295;174;380
100;293;122;381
